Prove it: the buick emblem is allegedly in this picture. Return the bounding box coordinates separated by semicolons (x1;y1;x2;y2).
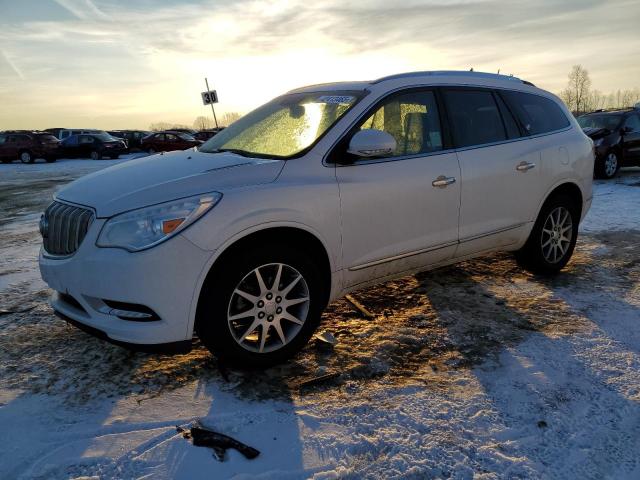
39;214;49;238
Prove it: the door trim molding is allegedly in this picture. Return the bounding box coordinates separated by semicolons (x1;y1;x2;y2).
347;223;526;272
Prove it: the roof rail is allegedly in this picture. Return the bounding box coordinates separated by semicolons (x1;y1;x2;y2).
372;70;525;85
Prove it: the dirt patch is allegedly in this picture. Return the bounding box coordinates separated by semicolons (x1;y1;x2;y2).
1;231;638;404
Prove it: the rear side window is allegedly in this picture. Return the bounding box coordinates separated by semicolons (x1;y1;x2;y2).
443;89;506;147
358;90;443;156
502;91;569;135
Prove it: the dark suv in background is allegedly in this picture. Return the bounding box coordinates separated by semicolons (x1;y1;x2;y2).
577;107;640;178
0;131;60;163
58;133;127;160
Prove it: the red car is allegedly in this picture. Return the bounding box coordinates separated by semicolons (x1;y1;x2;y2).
140;131;203;154
0;131;60;163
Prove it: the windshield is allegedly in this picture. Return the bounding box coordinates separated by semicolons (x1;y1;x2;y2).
577;114;622;131
177;133;196;141
199;91;365;158
93;132;120;142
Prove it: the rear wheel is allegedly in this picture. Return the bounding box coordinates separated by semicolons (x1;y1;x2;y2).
515;193;579;275
595;151;619;179
90;150;101;160
19;151;33;164
147;148;156;155
196;243;326;366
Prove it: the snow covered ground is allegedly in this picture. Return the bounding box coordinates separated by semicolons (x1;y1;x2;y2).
0;158;639;479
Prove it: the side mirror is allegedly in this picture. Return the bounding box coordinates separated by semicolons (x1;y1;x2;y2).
347;129;397;158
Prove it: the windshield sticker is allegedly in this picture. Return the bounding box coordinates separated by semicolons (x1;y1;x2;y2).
318;95;355;104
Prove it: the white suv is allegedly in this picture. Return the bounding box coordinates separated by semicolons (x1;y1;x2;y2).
39;71;594;365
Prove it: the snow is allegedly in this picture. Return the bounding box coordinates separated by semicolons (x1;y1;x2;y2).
1;161;639;479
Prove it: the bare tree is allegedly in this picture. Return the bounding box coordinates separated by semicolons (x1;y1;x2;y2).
221;112;241;126
193;116;213;130
560;65;592;115
148;122;192;131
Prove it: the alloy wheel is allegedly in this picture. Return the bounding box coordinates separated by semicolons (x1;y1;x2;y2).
227;263;310;353
90;151;100;160
541;206;573;264
20;152;32;163
604;152;618;177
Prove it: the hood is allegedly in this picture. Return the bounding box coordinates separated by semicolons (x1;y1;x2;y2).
56;149;285;217
582;127;611;139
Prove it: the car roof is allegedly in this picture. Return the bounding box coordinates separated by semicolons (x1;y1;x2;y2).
287;70;535;94
582;108;636;116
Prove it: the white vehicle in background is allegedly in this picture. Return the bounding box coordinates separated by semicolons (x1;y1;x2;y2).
57;128;104;141
39;71;594;366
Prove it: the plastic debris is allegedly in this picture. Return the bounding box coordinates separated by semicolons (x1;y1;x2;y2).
177;423;260;461
314;331;338;345
345;294;374;319
296;371;341;389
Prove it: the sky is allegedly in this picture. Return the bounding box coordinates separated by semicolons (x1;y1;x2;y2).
0;0;639;130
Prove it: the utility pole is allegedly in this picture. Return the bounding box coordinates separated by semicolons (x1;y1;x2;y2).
205;77;219;129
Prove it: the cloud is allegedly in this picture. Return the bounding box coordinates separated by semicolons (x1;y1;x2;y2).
0;50;24;79
52;0;109;20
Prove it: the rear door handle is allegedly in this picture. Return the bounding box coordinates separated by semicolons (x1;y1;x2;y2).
432;175;456;188
516;161;536;172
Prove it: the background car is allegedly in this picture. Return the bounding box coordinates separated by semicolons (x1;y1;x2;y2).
107;130;152;151
57;128;104;141
194;128;225;142
0;131;60;163
140;131;203;153
58;133;127;160
169;128;198;136
577;107;640;178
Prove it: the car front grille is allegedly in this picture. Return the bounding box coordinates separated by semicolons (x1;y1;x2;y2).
41;201;94;256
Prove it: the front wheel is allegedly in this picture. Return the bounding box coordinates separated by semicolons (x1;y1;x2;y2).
147;148;156;155
595;151;619;179
90;150;101;160
196;244;326;366
515;194;579;275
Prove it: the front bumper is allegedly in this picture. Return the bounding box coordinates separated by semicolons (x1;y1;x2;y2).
102;147;127;156
39;222;212;348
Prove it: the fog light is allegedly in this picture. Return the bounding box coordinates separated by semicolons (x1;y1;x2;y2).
110;309;154;320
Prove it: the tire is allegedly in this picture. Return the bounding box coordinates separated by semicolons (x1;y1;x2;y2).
19;151;33;164
515;193;580;275
147;148;156;155
595;151;620;179
90;150;101;160
196;242;327;367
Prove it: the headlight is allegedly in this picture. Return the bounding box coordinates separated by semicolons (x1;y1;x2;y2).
593;138;604;147
96;192;222;251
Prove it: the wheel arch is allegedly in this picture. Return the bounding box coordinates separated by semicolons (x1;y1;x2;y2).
190;224;334;338
539;181;584;219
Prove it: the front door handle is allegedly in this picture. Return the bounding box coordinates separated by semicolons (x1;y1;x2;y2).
432;175;456;188
516;161;536;172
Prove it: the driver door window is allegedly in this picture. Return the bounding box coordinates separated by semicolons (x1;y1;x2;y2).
358;91;443;157
624;114;640;132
